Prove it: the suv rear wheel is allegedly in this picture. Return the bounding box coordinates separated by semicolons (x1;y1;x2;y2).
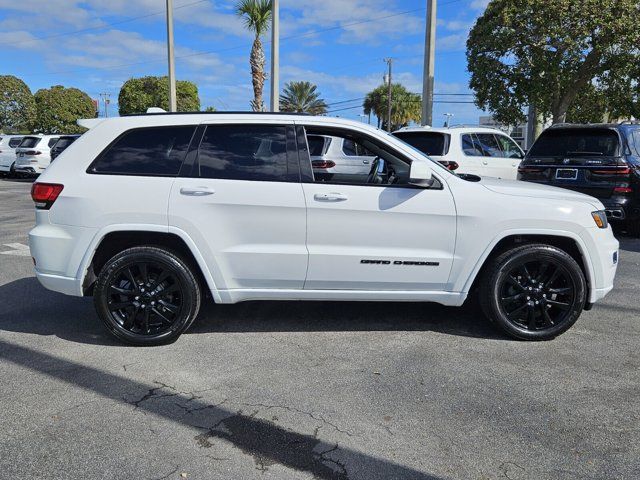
94;246;201;346
479;244;587;340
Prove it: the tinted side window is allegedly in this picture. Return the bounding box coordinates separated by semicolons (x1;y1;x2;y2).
8;138;23;148
89;126;195;176
198;125;290;182
307;135;327;156
475;134;502;157
462;134;484;156
48;138;59;148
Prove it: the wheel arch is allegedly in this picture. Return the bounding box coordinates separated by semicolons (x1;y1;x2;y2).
79;226;220;302
463;231;595;301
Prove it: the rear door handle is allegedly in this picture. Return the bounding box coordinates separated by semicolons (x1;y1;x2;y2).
363;159;370;164
180;187;215;196
314;193;348;202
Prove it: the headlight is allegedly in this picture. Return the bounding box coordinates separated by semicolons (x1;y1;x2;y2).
592;210;608;229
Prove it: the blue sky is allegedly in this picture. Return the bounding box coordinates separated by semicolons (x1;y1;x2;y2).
0;0;490;124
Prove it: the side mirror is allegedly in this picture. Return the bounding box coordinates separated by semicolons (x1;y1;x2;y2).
409;161;439;188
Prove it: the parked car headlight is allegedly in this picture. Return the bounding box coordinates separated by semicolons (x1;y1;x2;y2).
591;211;608;229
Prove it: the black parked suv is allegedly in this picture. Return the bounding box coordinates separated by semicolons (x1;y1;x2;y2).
518;124;640;236
50;134;81;161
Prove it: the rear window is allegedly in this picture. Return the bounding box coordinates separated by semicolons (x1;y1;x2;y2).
529;129;620;157
394;132;449;156
89;126;195;176
8;138;23;148
307;135;327;156
19;137;41;148
54;137;75;149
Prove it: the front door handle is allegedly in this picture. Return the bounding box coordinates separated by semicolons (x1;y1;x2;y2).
363;159;370;165
180;187;215;196
314;193;348;202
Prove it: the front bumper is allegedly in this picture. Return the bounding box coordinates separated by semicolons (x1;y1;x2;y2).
581;226;619;304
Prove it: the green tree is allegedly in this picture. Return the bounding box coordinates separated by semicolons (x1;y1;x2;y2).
280;81;328;115
0;75;36;133
236;0;272;111
118;76;200;115
203;106;217;112
363;83;421;130
33;86;94;134
467;0;640;125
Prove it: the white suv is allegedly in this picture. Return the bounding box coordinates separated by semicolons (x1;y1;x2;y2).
29;113;619;345
14;135;60;176
0;135;24;176
394;126;525;179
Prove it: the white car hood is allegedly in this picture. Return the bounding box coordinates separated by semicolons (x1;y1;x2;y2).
479;177;603;209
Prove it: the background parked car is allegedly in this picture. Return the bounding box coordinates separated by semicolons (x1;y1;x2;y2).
393;126;525;179
308;134;376;183
14;135;60;176
518;123;640;237
50;134;81;161
0;135;24;177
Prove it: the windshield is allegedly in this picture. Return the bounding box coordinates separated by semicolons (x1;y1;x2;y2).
529;129;619;157
393;131;448;156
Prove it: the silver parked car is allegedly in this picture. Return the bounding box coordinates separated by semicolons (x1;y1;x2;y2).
308;134;376;183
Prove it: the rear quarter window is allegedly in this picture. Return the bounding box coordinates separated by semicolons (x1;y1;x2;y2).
8;138;23;148
394;132;449;156
88;126;196;176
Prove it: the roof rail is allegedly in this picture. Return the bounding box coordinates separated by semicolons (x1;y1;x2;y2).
122;110;312;117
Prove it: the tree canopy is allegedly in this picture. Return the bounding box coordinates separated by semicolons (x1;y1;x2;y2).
280;81;327;115
0;75;36;133
118;76;200;115
33;85;94;134
363;83;421;130
467;0;640;125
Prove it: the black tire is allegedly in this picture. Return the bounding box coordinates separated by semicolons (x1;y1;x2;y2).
479;244;587;341
8;162;16;178
94;246;201;346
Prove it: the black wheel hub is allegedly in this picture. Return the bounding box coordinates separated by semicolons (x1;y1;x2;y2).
106;262;184;336
499;260;576;332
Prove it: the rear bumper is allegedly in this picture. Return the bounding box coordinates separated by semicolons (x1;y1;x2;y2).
34;270;82;296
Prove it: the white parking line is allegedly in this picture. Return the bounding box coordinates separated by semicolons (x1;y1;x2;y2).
0;243;31;257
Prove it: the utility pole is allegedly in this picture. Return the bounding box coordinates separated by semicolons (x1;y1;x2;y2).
270;0;280;112
384;58;393;132
99;93;111;118
166;0;177;112
421;0;437;126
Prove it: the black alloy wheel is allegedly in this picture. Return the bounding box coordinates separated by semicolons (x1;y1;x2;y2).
94;247;201;345
480;244;587;340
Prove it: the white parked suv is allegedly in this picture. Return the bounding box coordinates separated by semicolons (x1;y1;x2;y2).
29;113;619;345
394;126;525;179
14;135;60;176
308;134;375;183
0;135;24;176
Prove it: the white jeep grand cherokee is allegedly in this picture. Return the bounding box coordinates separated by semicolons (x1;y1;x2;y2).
29;113;619;345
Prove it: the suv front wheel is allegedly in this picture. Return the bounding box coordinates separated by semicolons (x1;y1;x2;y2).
94;246;202;346
479;244;587;340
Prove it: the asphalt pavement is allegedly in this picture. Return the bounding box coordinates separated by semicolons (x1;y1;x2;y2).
0;177;638;480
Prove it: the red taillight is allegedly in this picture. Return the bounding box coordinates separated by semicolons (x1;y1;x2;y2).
443;161;459;171
25;150;42;156
592;168;631;175
312;160;336;169
613;186;633;194
31;183;64;209
518;167;544;173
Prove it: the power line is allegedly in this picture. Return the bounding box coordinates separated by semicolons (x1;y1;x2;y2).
17;6;437;78
0;0;210;48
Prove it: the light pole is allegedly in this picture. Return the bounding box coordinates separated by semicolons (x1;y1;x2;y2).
166;0;177;112
270;0;280;112
384;58;393;132
443;112;454;127
421;0;437;126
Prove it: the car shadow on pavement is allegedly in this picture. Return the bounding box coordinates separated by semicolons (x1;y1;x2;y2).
0;277;508;345
0;338;443;480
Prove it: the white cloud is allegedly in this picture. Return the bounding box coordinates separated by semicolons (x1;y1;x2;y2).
470;0;490;10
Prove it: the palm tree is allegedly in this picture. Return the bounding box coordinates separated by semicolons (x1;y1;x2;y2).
279;81;328;115
363;83;422;130
236;0;272;111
